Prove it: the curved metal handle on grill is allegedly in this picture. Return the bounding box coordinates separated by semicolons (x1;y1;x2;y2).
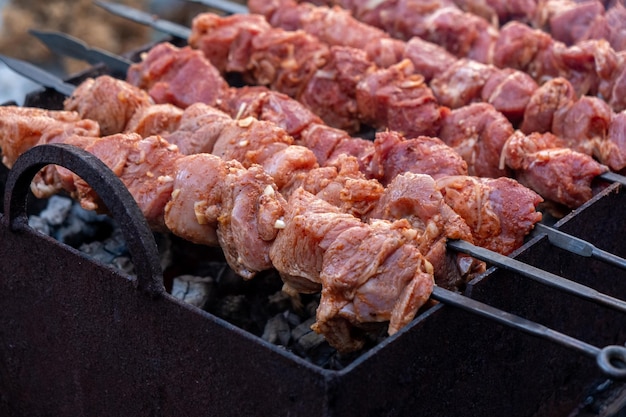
2;143;164;297
432;287;626;380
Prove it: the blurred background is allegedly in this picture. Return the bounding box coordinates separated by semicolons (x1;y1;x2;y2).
0;0;242;104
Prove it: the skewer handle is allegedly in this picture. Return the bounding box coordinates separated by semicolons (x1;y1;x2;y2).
431;287;626;379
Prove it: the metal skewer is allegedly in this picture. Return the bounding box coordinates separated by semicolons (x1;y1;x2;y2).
532;223;626;271
183;0;248;15
430;286;626;380
28;29;132;78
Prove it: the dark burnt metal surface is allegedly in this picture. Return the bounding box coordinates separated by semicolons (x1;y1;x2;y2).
1;59;626;417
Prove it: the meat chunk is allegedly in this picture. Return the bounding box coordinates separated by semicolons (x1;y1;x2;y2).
253;0;406;68
299;46;373;133
438;103;514;178
284;154;385;218
430;59;498;108
125;104;184;138
160;103;233;155
436;175;543;255
551;96;613;158
221;86;323;139
370;131;468;184
64;75;151;136
73;134;180;231
402;36;457;82
126;43;229;109
601;110;626;172
218;163;287;279
188;13;272;74
356;59;445;138
270;188;434;352
502;131;609;208
521;77;577;134
367;172;485;290
0;106;100;168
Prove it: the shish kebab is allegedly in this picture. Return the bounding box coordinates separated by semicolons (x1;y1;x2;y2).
4;52;626;315
23;31;626;272
97;2;623;161
3;58;626;380
276;0;626;116
91;1;626;211
192;0;626;189
185;0;626;121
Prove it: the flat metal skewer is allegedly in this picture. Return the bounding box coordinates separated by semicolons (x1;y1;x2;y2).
431;286;626;380
447;239;626;314
183;0;248;15
532;223;626;271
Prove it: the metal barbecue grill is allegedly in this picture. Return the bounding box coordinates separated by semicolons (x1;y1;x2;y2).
2;2;626;416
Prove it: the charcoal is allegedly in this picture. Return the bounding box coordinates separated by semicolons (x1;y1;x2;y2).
171;275;214;309
267;289;293;312
111;256;135;277
262;313;291;346
39;195;72;226
80;240;118;265
27;215;50;235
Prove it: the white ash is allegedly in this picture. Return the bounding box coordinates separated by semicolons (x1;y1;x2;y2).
171;275;214;309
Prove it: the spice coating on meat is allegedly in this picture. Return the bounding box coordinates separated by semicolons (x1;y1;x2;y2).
502;131;609;208
370;131;468;184
252;0;406;68
436;176;543;255
520;77;577;134
126;43;229;109
188;12;447;137
74;133;180;231
64;75;153;136
0;106;100;168
355;59;445;138
271;188;434;352
367;172;485;289
299;45;373;133
438;102;513;179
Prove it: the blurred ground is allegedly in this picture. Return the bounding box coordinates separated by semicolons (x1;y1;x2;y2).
0;0;242;104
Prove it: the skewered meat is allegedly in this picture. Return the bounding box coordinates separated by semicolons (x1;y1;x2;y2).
533;0;626;52
452;0;537;26
520;77;577;134
304;0;626;115
438;102;514;178
127;42;379;176
252;0;537;120
0;110;437;352
60;84;485;288
188;12;447;137
0;106;100;168
366;172;485;290
64;75;153;136
502;130;610;209
58;41;600;212
435;175;544;254
271;187;434;351
293;0;498;62
369;131;469;184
